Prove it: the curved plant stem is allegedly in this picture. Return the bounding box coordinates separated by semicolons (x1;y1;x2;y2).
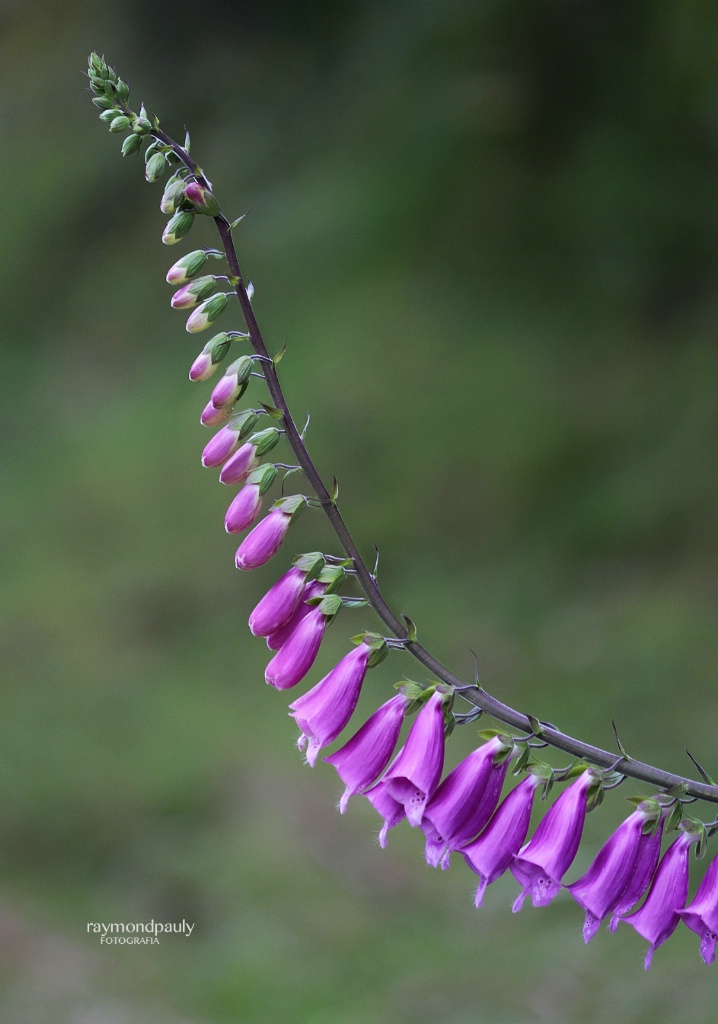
153;127;718;806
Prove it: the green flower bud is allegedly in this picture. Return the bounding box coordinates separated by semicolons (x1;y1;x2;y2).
184;182;221;216
166;249;208;285
116;79;130;103
92;95;114;110
160;175;189;215
162;210;194;245
249;427;281;458
132;118;152;135
145;152;167;182
121;133;142;157
109;115;131;133
99;107;123;123
185;292;228;332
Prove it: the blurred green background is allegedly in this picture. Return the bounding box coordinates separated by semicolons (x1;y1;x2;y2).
3;1;718;1021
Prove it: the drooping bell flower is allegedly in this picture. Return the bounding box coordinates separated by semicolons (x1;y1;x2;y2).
266;579;327;649
248;555;324;637
608;816;664;932
224;466;277;534
678;848;718;965
324;692;410;812
421;733;514;870
235;496;304;571
461;772;543;907
219;429;280;485
264;594;340;690
289;635;387;766
511;769;598;912
379;688;451;828
566;799;663;943
623;825;701;970
201;411;258;468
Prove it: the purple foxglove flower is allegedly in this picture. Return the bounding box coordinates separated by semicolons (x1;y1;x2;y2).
219;442;261;485
566;802;662;943
461;773;542;907
235;508;292;571
224;483;262;534
421;735;513;870
324;693;409;813
678;849;718;965
511;769;596;912
189;332;231;383
365;780;406;848
608;816;664;931
380;690;447;828
186;293;228;333
249;566;308;637
264;606;327;689
289;643;372;766
623;828;700;970
210;357;251;409
265;580;327;649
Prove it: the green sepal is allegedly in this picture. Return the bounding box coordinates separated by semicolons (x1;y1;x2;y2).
133;117;151;135
330;476;339;505
316;593;342;621
665;802;683;833
208;332;231;363
340;597;369;609
525;714;542;738
260;402;284;420
274;494;305;521
492;734;516;766
109;115;131;133
353;633;389;669
273;343;286;366
163;210;194;244
292;552;325;580
528;762;555;800
512;744;532;775
626;794;652;807
248;428;280;458
246;464;277;496
586;783;604;812
444;714;457;738
394;680;425;705
561;761;592;781
233;355;253;385
317;566;346;593
121;133;142;157
227;409;259;439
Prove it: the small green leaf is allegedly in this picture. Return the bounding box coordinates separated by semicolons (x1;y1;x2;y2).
402;615;417;642
260;403;284;420
273;343;287;366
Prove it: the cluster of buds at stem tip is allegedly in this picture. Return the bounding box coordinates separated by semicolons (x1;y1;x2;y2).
87;56;718;971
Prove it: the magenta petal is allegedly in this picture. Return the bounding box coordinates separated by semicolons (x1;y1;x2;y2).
511;770;594;911
264;607;326;689
324;693;409;811
249;566;308;637
421;737;511;869
365;780;406;848
265;580;326;649
202;424;241;467
289;645;371;766
225;483;263;533
381;691;446;827
220;443;260;485
461;774;541;906
235;510;291;570
678;849;718;965
623;830;700;969
609;819;664;931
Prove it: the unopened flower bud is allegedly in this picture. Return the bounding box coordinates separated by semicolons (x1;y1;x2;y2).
92;95;115;110
225;466;278;534
189;332;231;382
121;133;142;157
167;250;208;285
246;427;280;459
184;181;221;216
210;356;253;407
162;211;194;245
109;115;131;133
116;79;130;103
132;117;152;135
99;107;123;123
185;292;228;332
200;400;235;427
219;442;261;484
201;411;259;467
171;275;217;310
145;152;168;182
160;175;189;215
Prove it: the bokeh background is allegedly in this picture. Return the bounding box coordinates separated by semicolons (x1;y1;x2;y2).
3;1;718;1021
